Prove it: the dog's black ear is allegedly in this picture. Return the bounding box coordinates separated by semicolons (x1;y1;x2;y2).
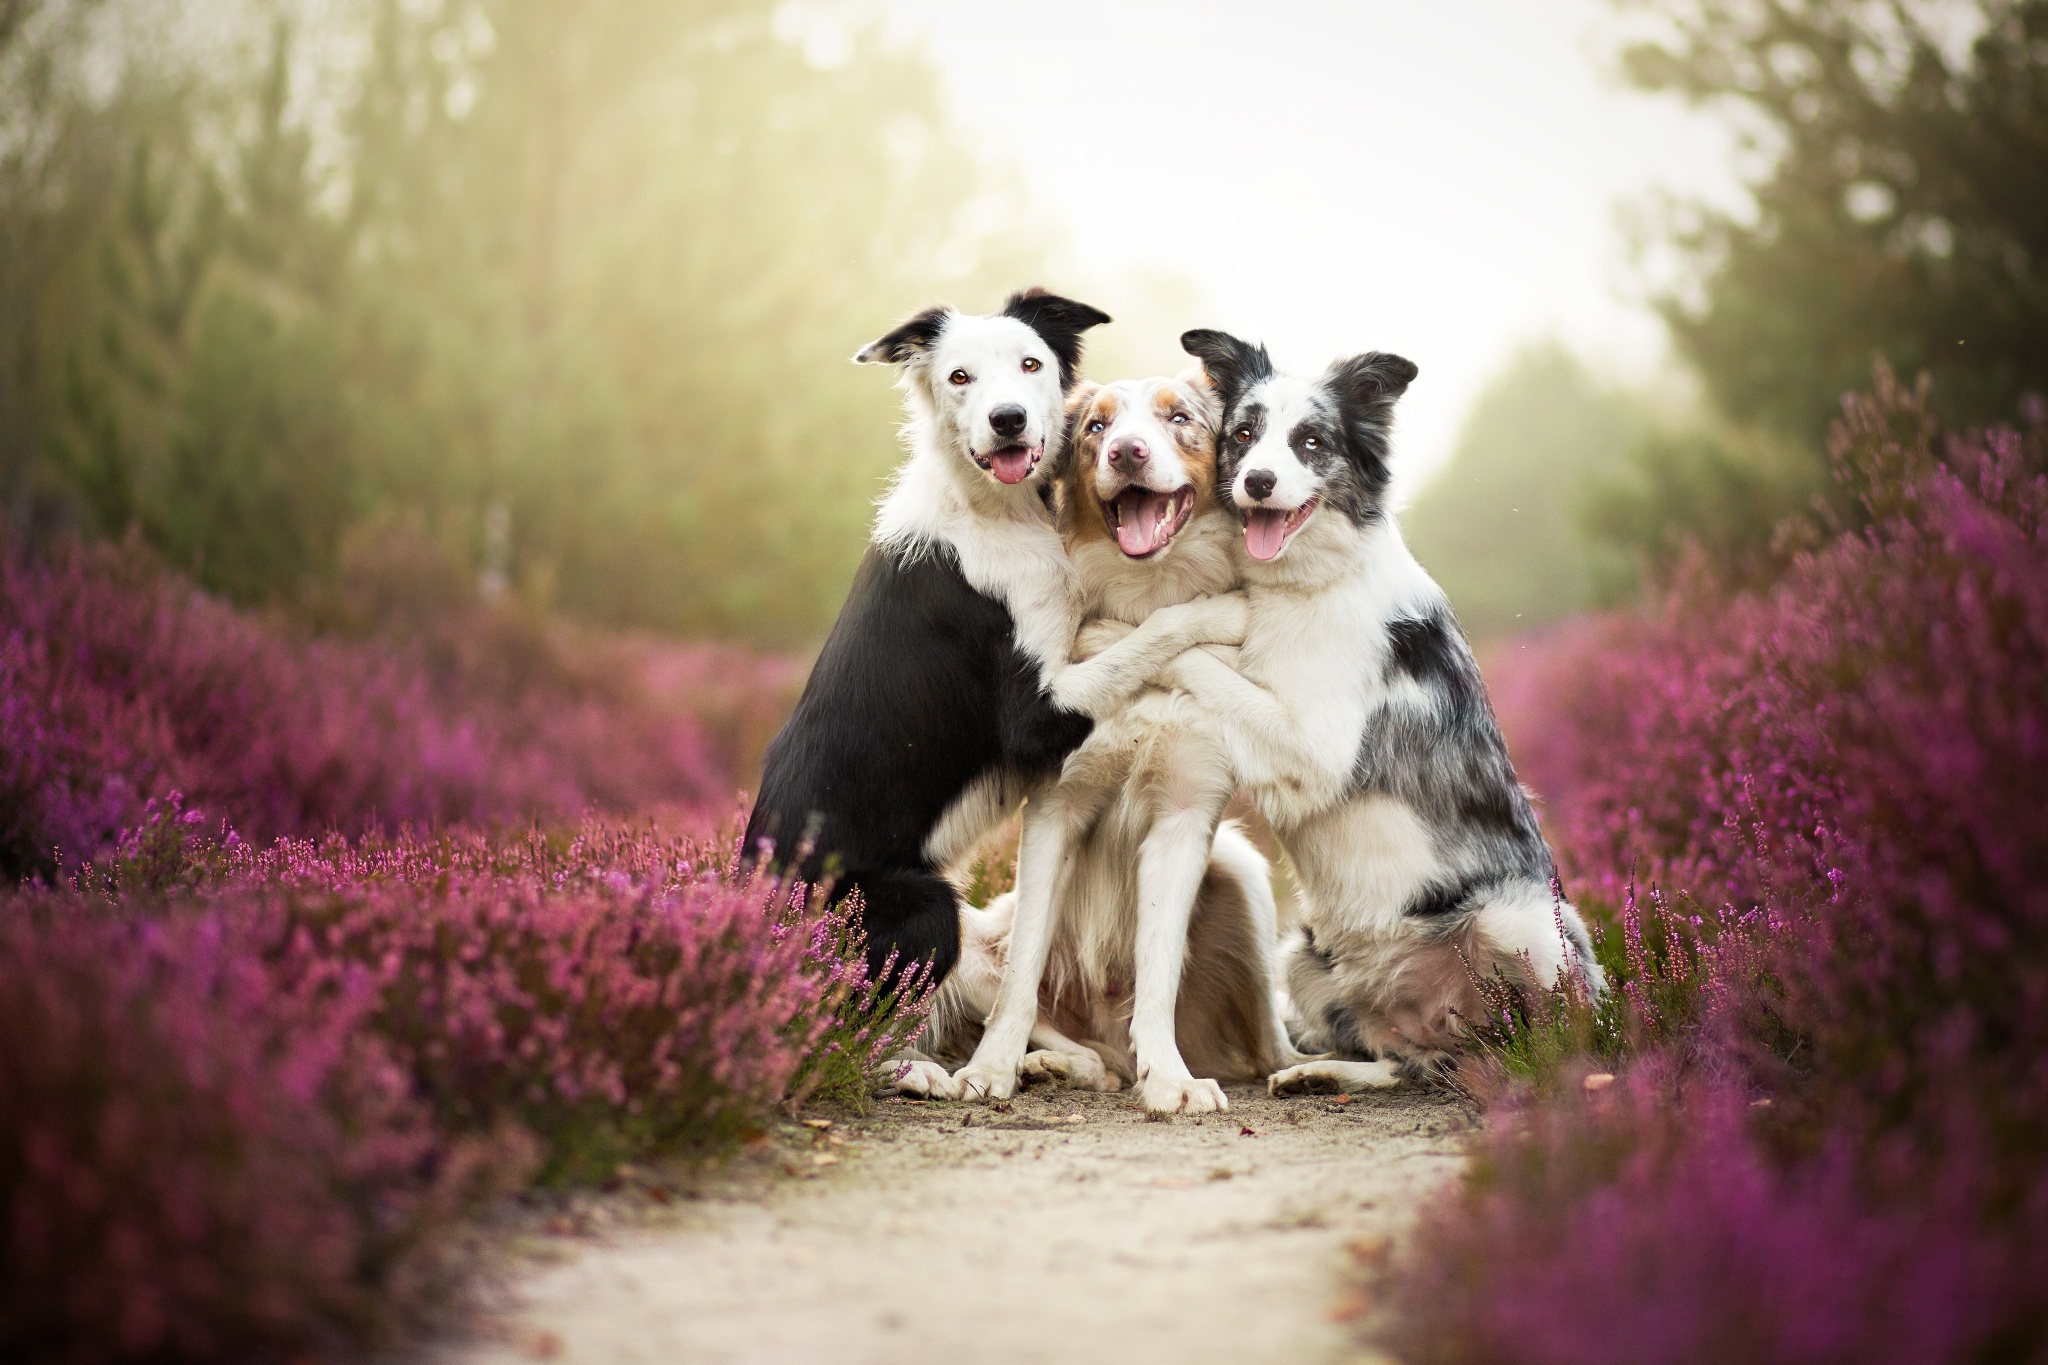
854;304;952;366
1326;351;1418;411
1325;351;1417;491
1002;287;1111;388
1179;329;1273;410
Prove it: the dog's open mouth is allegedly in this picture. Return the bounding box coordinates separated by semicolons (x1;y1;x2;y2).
1244;496;1320;561
975;444;1042;485
1106;485;1195;559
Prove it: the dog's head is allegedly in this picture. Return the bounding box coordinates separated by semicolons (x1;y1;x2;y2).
1181;329;1417;563
1062;374;1221;561
856;288;1111;490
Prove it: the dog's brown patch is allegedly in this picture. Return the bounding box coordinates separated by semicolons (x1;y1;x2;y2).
1060;378;1219;552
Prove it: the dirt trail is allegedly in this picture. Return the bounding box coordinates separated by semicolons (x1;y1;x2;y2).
451;1083;1471;1365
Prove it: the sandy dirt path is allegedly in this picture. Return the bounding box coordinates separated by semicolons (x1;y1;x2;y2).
451;1082;1471;1365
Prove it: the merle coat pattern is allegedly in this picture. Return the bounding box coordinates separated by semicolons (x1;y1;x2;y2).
1155;329;1603;1090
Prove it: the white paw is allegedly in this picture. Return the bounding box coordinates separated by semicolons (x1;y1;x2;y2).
881;1058;961;1100
951;1061;1020;1103
1021;1048;1119;1092
1268;1060;1400;1096
1139;1073;1229;1114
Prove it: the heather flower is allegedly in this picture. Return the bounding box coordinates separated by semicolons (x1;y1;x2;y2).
1386;375;2048;1361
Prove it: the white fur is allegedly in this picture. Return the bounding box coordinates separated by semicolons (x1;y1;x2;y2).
1226;374;1327;514
952;380;1294;1110
1162;378;1598;1076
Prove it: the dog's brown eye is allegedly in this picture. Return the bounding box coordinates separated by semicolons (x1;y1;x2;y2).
1233;427;1253;444
1021;356;1042;373
949;369;971;386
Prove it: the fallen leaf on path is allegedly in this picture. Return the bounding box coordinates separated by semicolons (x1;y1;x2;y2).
1583;1072;1616;1092
1239;1126;1257;1137
1346;1235;1391;1267
1206;1168;1234;1181
1331;1094;1353;1105
811;1153;839;1166
802;1118;833;1129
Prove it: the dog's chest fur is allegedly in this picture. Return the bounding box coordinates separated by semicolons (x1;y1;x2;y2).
1068;508;1238;626
876;438;1081;682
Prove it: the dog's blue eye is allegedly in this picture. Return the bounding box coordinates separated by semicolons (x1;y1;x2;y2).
1304;436;1320;450
1086;420;1105;433
1170;413;1188;424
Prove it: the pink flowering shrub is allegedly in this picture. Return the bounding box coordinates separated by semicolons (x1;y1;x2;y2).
3;808;928;1362
1384;374;2048;1362
0;539;799;878
0;900;507;1362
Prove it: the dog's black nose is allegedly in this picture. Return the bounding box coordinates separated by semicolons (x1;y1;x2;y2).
1108;437;1148;469
1243;469;1277;501
989;404;1028;440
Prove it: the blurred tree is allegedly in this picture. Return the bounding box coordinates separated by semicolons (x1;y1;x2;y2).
1402;344;1649;641
1604;0;2047;577
6;0;1058;643
1621;0;2048;438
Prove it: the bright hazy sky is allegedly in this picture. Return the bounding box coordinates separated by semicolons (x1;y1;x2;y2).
860;0;1749;493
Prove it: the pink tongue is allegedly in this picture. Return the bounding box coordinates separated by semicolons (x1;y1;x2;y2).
991;446;1035;484
1245;509;1291;561
1115;491;1175;556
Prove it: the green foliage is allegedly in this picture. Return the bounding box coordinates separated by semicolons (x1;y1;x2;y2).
1620;0;2048;443
1604;0;2048;583
1581;409;1832;590
1401;343;1649;637
4;0;1058;643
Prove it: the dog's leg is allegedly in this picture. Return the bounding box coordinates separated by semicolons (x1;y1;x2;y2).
1209;822;1313;1071
1268;1059;1401;1095
1129;805;1230;1114
1474;884;1608;998
1049;594;1245;719
1158;647;1334;791
944;893;1117;1092
951;794;1076;1101
1020;1021;1119;1092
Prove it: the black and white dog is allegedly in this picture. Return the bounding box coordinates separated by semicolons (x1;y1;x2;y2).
743;291;1246;1097
1157;330;1605;1091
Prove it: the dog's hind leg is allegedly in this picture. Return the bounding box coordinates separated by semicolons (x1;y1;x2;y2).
1268;1059;1401;1095
1473;882;1607;998
1207;822;1312;1071
846;867;966;1100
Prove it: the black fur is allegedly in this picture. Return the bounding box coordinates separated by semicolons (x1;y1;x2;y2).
1180;329;1273;411
1002;288;1112;387
747;544;1092;986
855;305;951;366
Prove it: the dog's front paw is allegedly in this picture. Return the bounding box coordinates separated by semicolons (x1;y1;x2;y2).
1021;1048;1118;1092
1180;591;1248;647
1074;617;1137;661
951;1060;1021;1103
1139;1073;1229;1114
882;1058;962;1100
1268;1060;1400;1096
